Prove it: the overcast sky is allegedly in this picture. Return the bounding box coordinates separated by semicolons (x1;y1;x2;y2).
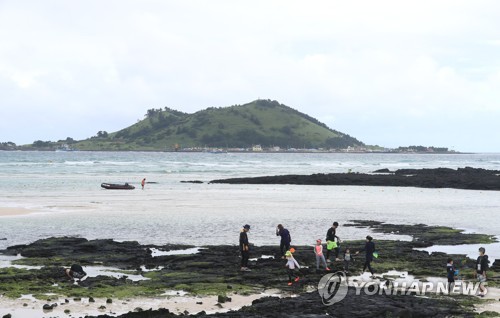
1;1;499;152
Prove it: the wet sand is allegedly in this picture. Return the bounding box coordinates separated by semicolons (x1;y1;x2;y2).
2;278;495;318
0;207;32;217
475;286;500;314
0;292;279;318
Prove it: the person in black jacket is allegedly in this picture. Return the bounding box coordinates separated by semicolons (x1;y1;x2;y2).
446;258;456;293
475;247;489;297
276;224;291;258
325;222;340;262
356;235;375;277
240;224;251;272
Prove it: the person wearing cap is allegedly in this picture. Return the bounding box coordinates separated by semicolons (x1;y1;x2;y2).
240;224;251;272
356;235;376;277
325;222;341;262
285;250;301;285
314;239;330;271
276;224;292;258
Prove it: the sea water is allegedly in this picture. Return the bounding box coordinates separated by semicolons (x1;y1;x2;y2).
0;151;499;260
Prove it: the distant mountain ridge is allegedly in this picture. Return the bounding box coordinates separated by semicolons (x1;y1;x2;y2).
73;99;365;151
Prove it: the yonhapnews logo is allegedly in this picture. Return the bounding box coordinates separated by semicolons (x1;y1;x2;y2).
317;271;349;305
318;272;487;305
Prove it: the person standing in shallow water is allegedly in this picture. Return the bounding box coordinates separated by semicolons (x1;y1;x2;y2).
141;178;146;190
276;224;291;258
240;224;251;272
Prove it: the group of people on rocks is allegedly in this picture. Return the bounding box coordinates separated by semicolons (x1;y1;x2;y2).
239;222;489;293
239;222;377;285
60;221;488;298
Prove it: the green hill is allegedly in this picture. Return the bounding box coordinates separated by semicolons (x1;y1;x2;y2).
74;99;364;151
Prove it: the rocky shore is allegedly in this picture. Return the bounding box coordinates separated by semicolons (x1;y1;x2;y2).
0;221;498;317
209;167;500;191
92;290;477;318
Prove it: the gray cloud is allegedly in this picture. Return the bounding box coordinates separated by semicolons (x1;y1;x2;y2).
1;0;499;152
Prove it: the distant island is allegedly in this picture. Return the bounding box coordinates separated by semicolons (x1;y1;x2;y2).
0;99;457;153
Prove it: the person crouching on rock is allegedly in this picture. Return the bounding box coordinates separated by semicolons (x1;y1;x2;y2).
285;250;301;286
65;264;87;281
240;224;251;272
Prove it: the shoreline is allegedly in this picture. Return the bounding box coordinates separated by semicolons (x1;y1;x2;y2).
0;148;473;154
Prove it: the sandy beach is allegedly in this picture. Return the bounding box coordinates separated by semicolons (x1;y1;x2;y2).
0;207;32;217
0;292;279;318
476;286;500;314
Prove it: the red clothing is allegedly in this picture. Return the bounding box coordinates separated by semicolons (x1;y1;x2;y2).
315;245;323;256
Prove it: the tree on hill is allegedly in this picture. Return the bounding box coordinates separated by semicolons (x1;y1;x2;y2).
96;131;108;138
32;140;52;148
0;141;17;150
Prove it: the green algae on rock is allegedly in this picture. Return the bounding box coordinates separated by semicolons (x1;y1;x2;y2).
0;221;498;317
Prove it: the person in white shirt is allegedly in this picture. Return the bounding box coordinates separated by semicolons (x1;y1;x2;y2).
285;250;300;286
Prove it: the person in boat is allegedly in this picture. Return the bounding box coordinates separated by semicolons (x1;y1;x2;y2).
240;224;251;272
356;235;376;278
276;224;291;258
141;178;146;190
325;222;341;262
65;264;87;281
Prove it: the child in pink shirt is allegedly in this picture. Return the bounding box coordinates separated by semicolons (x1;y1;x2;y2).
314;239;330;271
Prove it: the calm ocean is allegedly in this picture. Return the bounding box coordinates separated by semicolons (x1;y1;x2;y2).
1;151;499;259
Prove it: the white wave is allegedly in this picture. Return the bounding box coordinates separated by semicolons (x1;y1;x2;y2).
64;161;95;165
